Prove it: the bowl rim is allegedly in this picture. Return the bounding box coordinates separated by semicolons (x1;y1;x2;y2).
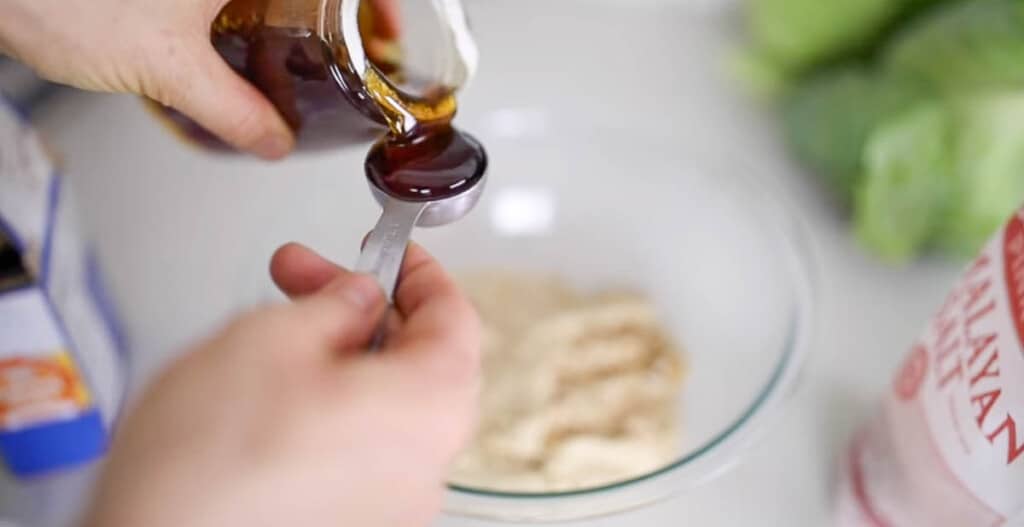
442;117;818;522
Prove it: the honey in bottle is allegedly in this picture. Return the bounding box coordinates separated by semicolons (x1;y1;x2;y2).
150;0;476;152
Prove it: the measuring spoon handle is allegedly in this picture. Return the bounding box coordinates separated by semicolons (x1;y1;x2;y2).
355;199;427;304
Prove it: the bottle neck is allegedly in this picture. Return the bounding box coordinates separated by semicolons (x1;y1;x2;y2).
319;0;389;128
320;0;476;137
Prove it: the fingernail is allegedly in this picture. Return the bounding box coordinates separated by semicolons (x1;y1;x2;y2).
253;132;293;160
331;274;382;311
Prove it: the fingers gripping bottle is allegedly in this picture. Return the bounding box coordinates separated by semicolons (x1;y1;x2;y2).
150;0;478;151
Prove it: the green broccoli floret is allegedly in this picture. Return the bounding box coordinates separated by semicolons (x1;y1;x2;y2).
936;93;1024;256
782;68;922;206
854;102;953;263
884;0;1024;94
745;0;945;76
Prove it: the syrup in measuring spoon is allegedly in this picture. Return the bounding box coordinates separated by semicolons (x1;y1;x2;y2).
362;69;486;201
365;126;487;201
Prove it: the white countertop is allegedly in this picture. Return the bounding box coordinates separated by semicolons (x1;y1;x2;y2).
8;1;966;525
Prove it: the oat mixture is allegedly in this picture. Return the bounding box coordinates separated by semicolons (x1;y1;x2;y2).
449;272;687;493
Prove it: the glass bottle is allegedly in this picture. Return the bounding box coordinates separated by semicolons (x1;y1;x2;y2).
150;0;478;151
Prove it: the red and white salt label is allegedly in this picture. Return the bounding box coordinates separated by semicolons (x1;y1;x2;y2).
837;208;1024;526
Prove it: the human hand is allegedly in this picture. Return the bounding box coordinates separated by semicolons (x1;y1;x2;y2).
82;242;481;527
0;0;395;159
0;0;303;159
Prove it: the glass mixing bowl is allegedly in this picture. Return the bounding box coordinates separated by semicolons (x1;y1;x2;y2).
233;110;814;522
411;111;817;522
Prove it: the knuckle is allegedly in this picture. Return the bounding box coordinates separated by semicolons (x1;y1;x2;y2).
222;304;297;344
422;338;481;388
416;301;483;385
222;95;272;147
426;397;478;457
463;299;483;341
143;37;272;150
139;33;197;107
219;304;324;365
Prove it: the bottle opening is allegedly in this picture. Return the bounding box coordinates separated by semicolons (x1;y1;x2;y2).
379;0;455;96
348;0;477;135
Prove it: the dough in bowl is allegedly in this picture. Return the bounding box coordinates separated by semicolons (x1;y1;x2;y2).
450;272;687;493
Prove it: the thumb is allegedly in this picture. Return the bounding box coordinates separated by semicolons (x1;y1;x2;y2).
291;272;386;352
212;272;383;367
154;40;295;159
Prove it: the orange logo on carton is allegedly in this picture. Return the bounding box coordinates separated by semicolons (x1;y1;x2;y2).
0;352;91;430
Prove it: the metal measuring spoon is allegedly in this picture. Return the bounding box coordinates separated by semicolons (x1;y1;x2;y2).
355;135;488;348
